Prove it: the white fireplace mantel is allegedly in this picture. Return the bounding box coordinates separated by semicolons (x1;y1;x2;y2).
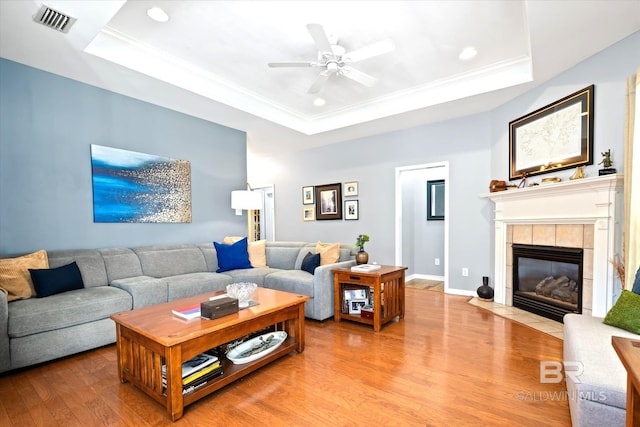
481;174;624;317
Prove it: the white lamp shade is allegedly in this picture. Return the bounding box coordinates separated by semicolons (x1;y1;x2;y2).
231;190;263;214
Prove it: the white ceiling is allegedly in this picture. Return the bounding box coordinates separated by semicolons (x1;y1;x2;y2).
1;1;639;157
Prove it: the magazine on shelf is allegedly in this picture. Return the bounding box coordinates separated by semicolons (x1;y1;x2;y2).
182;361;222;385
351;264;381;272
171;303;201;320
161;352;219;379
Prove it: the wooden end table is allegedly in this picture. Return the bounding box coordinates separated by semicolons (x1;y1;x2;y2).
333;265;407;332
612;336;640;427
110;288;309;421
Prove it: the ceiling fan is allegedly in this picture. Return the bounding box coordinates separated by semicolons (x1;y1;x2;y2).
268;23;395;94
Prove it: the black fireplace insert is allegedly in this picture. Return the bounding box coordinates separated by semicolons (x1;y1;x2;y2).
512;244;583;323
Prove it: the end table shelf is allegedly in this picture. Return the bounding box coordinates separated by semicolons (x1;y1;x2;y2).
333;265;407;332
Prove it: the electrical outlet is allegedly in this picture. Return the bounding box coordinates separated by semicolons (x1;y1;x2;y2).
435;258;440;266
462;268;469;277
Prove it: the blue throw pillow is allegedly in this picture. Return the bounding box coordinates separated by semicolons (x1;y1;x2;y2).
29;261;84;297
214;237;253;273
632;266;640;295
301;251;320;274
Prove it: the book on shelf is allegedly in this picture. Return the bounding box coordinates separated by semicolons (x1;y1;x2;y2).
182;361;222;385
351;264;381;272
163;367;225;396
183;366;224;388
162;352;219;379
171;303;201;320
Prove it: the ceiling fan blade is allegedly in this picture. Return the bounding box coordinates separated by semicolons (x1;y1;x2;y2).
340;66;377;87
268;62;315;68
345;39;395;63
306;23;333;53
307;71;331;94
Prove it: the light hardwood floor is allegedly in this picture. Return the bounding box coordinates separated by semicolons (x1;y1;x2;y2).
0;289;571;426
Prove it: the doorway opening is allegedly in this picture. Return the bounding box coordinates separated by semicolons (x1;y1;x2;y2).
251;185;275;241
395;162;449;292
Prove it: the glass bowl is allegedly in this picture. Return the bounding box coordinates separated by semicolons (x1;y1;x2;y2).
226;282;258;308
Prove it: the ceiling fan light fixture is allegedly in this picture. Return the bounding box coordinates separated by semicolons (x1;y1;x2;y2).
147;7;169;23
459;46;478;61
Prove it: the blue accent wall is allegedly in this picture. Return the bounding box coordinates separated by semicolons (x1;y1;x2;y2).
0;58;248;255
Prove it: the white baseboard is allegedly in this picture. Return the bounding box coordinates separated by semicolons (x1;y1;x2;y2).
445;288;477;297
406;273;445;282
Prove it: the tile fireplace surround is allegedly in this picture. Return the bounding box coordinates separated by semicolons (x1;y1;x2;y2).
482;174;623;318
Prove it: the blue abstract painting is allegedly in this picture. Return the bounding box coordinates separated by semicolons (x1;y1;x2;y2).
91;145;192;223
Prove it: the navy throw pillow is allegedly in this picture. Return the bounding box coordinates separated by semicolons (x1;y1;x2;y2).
301;251;320;274
214;237;253;273
632;266;640;295
29;261;84;297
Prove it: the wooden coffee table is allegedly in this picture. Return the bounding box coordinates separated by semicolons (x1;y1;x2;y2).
110;288;309;421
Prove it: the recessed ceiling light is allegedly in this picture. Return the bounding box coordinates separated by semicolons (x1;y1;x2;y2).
459;46;477;61
313;97;326;107
147;7;169;23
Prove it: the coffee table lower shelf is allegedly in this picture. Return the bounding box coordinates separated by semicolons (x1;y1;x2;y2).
111;288;309;421
181;339;297;405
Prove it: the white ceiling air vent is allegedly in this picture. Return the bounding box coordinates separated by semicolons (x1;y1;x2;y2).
33;4;76;33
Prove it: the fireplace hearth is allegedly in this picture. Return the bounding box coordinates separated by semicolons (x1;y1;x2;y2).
512;244;583;323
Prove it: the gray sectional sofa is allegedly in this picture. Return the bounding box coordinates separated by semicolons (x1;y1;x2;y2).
563;313;640;427
0;241;356;373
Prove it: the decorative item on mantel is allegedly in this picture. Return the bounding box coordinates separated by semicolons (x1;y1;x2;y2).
476;276;494;301
598;149;617;176
355;234;370;265
570;166;585;180
541;177;561;184
489;180;517;192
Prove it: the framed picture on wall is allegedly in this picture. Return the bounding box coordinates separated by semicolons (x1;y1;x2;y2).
302;186;314;205
427;180;445;221
343;181;359;197
344;200;359;220
509;85;594;180
315;183;342;220
303;206;315;221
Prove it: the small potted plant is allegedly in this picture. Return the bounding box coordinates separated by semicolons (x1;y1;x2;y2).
355;234;370;264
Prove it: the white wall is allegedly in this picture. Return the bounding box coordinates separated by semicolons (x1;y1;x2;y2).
252;113;493;293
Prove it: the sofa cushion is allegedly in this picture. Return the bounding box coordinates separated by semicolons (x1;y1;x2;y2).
316;242;340;265
248;240;268;268
29;262;84;297
263;270;314;297
197;243;219;272
110;276;168;309
632;266;640;295
134;245;208;277
224;267;272;285
214;238;252;273
47;249;109;288
563;313;639;411
301;252;320;274
603;290;640;334
0;249;48;301
7;286;132;338
223;236;268;268
99;247;143;282
266;243;307;270
164;272;231;301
